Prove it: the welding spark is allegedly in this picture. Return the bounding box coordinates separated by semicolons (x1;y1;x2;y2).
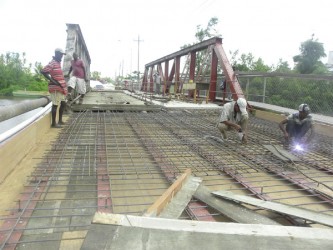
294;144;304;151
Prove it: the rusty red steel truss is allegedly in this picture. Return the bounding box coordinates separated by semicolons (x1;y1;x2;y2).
141;37;245;102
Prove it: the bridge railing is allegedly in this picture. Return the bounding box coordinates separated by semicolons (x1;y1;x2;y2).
196;73;333;116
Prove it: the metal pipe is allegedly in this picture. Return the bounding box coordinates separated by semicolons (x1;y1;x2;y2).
0;96;50;122
0;102;52;144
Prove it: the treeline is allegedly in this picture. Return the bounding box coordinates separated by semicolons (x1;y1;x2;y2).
0;52;47;95
0;52;115;96
238;76;333;115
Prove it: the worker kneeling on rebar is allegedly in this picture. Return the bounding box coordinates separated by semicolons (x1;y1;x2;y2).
279;104;314;147
217;98;249;143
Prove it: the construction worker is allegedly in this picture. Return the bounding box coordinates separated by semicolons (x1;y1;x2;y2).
279;103;314;144
41;48;67;128
217;97;249;143
65;52;88;104
153;71;161;94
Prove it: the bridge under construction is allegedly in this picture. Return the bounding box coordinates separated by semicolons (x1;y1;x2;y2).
0;24;333;249
0;91;333;249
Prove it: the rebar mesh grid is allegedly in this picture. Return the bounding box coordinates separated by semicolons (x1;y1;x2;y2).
1;109;333;249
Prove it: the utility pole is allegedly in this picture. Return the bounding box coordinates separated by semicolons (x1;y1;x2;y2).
130;49;132;76
134;35;144;85
122;59;124;78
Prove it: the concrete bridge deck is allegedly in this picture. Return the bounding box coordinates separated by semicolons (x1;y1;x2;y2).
0;90;333;249
70;91;162;112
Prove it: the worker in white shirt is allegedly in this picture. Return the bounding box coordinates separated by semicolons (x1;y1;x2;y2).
217;98;249;143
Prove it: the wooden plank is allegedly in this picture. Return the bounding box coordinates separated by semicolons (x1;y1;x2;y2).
90;213;333;249
212;190;333;227
194;185;280;225
263;144;301;162
92;213;333;239
158;176;202;219
143;169;192;217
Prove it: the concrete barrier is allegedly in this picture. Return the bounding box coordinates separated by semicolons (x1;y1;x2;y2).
0;104;51;183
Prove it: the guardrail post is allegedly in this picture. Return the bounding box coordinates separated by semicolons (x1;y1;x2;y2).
246;78;250;100
263;77;267;103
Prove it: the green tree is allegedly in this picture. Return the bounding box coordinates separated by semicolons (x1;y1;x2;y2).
180;17;221;76
230;50;272;72
273;59;292;73
90;71;101;80
293;36;327;74
181;17;220;50
124;71;139;82
194;17;220;42
0;52;47;95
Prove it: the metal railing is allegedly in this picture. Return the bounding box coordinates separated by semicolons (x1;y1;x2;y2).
127;72;333;117
200;73;333;116
238;74;333;116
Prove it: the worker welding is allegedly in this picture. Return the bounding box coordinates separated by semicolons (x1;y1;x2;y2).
279;103;314;151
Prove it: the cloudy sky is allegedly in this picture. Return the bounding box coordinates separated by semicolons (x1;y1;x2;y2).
0;0;332;78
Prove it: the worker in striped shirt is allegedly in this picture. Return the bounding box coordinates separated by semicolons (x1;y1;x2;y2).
41;48;68;128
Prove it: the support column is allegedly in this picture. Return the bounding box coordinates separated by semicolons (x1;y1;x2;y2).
209;49;218;102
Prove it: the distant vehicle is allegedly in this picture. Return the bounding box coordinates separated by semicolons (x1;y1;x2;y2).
93;84;105;91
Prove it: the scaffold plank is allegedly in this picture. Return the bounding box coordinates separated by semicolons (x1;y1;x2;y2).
84;212;333;250
143;169;194;217
158;176;202;219
212;191;333;227
194;185;279;225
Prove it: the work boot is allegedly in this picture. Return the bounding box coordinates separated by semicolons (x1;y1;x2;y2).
58;121;66;125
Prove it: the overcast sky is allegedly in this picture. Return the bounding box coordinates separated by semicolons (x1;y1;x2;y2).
0;0;332;78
